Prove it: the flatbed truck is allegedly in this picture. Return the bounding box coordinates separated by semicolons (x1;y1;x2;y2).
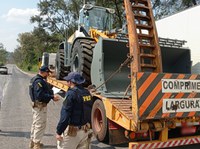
46;0;200;148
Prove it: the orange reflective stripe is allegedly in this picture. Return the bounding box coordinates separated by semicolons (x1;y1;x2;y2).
147;74;172;118
176;74;198;117
137;72;144;81
138;73;158;99
140;77;162;116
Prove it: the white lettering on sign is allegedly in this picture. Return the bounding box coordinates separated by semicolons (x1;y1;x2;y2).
162;98;200;113
162;79;200;93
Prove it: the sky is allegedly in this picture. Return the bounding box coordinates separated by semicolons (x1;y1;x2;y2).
0;0;40;52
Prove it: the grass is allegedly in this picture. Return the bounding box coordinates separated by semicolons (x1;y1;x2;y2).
19;64;39;73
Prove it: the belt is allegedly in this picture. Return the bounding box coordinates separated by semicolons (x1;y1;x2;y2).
33;101;47;108
78;125;86;130
77;123;91;130
69;125;84;130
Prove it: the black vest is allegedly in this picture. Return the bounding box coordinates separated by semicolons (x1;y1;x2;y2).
64;86;93;126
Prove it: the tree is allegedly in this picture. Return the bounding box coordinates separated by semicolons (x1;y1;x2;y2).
14;0;200;70
152;0;200;19
12;47;23;66
13;28;62;70
182;0;199;7
31;0;82;39
0;43;8;65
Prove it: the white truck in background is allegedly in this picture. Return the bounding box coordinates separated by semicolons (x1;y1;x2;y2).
156;5;200;73
41;52;56;69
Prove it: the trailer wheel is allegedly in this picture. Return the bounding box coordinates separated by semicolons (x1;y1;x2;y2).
70;38;95;86
55;49;70;80
91;100;109;142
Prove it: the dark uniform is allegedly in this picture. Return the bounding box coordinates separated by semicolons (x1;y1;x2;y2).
29;66;55;149
56;72;93;149
56;86;92;135
31;74;54;104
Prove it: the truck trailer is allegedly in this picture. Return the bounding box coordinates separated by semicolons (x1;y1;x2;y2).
45;0;200;148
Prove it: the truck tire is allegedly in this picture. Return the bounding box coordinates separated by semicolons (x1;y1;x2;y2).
55;49;70;80
91;99;109;142
70;38;95;86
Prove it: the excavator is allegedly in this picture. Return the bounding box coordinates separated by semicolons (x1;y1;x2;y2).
46;0;200;148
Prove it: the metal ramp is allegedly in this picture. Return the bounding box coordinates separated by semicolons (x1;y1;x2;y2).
124;0;162;73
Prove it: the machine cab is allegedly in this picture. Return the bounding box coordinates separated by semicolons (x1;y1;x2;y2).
79;4;115;33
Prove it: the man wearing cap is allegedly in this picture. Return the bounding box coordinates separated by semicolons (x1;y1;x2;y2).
56;72;93;149
29;65;60;149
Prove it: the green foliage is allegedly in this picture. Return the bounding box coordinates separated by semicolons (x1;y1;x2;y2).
13;28;62;70
17;63;39;73
152;0;200;19
0;43;8;65
30;0;82;39
13;0;200;69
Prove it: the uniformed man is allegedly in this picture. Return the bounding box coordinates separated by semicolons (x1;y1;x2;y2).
29;65;60;149
56;72;93;149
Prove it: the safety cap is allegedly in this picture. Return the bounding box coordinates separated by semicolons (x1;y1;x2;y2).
39;65;51;72
64;72;85;85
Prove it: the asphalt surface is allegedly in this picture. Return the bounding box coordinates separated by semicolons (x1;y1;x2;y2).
0;64;127;149
0;64;199;149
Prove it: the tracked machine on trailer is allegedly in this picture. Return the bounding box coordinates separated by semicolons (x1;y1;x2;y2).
47;0;200;148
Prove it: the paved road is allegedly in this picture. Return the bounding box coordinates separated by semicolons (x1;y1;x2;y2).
0;64;127;149
0;64;199;149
